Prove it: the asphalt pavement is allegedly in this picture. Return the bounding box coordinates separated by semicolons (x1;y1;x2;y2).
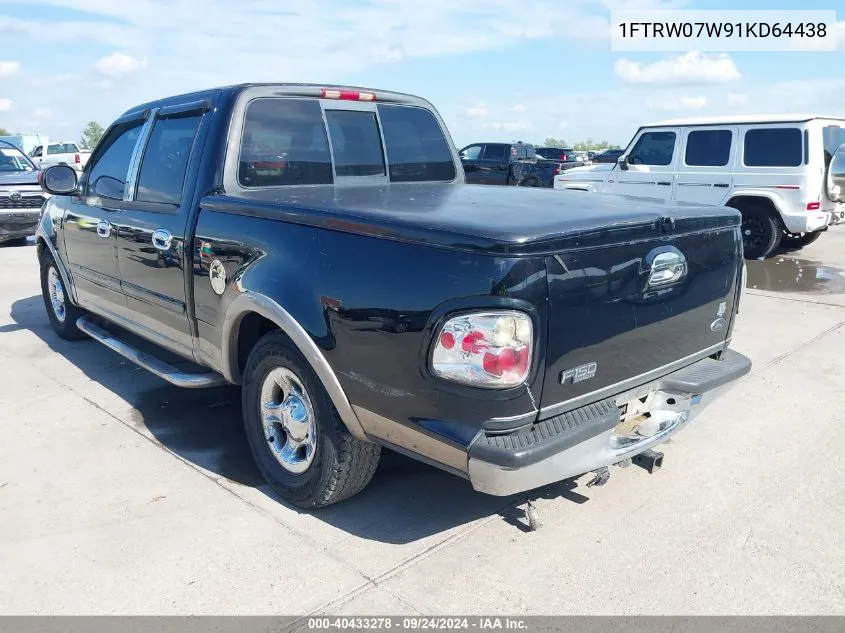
1;229;843;615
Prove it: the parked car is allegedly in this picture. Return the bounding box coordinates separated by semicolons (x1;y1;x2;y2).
0;140;45;245
29;141;90;171
458;141;561;187
36;83;751;508
535;146;586;172
590;149;624;164
554;115;845;259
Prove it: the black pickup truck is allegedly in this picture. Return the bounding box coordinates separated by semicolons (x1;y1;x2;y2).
458;141;562;187
36;83;751;508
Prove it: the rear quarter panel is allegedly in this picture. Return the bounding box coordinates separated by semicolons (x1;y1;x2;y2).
193;209;548;449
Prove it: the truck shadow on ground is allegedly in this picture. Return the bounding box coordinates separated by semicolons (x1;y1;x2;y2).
7;295;591;543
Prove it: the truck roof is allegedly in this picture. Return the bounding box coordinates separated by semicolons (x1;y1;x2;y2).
644;114;845;127
121;83;432;118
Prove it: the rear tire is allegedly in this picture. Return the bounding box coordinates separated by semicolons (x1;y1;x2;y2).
738;205;782;259
39;251;86;340
779;229;822;252
241;331;381;508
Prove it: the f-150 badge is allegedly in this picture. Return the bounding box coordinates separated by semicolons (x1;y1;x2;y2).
560;361;597;385
209;260;226;295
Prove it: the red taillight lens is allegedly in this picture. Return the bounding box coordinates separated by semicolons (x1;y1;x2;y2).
431;311;533;388
807;202;821;210
552;167;560;176
320;88;376;101
74;153;80;164
560;154;566;160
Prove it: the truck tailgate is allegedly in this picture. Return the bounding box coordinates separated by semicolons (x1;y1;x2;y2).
539;211;743;414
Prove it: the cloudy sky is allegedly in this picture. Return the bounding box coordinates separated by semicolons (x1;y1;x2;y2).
0;0;843;149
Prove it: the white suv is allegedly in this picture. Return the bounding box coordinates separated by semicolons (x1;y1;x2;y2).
553;115;845;259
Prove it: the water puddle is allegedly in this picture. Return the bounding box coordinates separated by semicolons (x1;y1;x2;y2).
746;256;845;294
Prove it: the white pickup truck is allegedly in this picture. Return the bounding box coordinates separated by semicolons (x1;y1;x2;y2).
28;142;91;172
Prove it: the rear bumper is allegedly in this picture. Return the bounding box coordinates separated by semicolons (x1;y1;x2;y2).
466;349;752;496
0;210;40;242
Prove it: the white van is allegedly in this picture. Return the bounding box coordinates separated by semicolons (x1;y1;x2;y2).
553;115;845;259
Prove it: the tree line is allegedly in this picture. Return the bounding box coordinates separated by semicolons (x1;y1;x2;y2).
541;137;621;151
0;121;105;150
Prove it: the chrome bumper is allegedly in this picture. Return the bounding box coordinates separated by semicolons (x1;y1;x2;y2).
467;349;751;497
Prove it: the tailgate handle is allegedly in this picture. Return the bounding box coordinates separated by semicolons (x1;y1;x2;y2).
647;247;687;287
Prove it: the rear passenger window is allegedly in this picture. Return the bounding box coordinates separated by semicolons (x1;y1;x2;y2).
239;98;333;187
685;130;732;167
136;114;202;204
482;145;507;161
325;110;385;177
629;131;676;166
378;105;456;182
744;128;802;167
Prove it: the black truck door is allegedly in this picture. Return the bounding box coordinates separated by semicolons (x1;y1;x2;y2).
62;115;146;315
115;100;210;360
479;144;510;185
458;144;484;184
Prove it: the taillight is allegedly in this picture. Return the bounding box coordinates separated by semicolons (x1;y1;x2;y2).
560;154;566;161
431;311;533;388
552;167;560;176
807;201;821;210
320;89;376;101
74;152;80;164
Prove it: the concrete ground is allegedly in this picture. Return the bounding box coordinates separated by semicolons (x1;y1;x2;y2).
1;228;844;616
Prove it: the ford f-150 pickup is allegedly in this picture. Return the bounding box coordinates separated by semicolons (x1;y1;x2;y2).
36;83;752;508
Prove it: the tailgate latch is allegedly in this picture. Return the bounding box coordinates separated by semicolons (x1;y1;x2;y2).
646;246;687;288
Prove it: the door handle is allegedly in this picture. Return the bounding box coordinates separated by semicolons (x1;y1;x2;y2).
152;229;172;251
657;181;672;186
96;220;111;238
713;183;729;188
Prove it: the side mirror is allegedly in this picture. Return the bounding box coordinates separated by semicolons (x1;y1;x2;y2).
41;164;78;195
618;155;629;170
827;144;845;203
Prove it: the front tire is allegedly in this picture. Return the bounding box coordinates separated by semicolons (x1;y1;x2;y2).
40;251;86;340
780;229;822;252
740;206;782;259
242;331;381;508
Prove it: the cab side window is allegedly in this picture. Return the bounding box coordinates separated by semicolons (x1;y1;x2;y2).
685;130;733;167
136;114;202;204
628;131;676;166
460;145;482;160
87;121;144;200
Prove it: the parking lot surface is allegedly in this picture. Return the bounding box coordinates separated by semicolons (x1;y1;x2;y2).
1;230;844;615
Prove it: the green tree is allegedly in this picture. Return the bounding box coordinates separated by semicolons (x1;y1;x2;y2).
542;136;568;148
0;127;10;136
80;121;105;150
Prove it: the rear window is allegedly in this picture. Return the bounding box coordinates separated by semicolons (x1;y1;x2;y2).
685;129;733;167
238;98;333;187
325;110;385;177
743;127;802;167
378;104;455;182
47;143;77;155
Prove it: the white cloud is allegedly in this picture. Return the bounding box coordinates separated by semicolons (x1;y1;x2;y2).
0;61;20;77
95;52;147;77
54;73;75;83
726;93;749;107
614;51;740;85
0;98;12;112
511;104;525;112
647;95;707;110
34;108;54;119
95;79;115;90
482;120;534;133
463;102;489;118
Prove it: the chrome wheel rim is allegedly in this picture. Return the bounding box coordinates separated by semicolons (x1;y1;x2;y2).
260;367;316;474
48;267;66;323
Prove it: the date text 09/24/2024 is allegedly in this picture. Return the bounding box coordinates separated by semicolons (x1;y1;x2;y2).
307;617;528;630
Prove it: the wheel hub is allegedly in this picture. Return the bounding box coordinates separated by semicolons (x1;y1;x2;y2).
48;267;66;323
260;367;316;474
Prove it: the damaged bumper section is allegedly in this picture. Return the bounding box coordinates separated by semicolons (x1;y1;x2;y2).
467;349;752;496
